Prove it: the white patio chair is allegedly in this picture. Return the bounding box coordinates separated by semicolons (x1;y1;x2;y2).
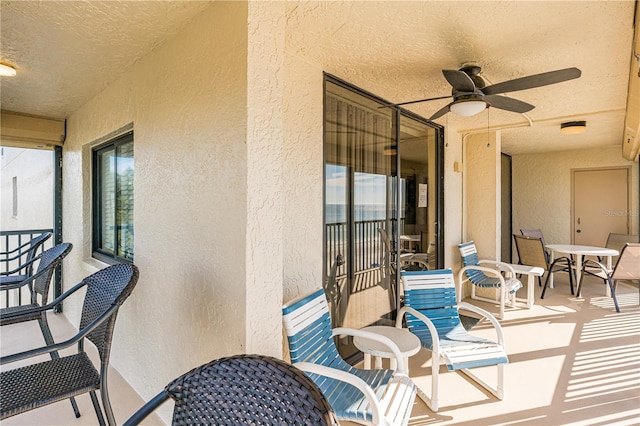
458;241;522;319
396;269;507;412
282;288;416;425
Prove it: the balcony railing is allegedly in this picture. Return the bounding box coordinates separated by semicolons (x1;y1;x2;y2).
0;228;55;308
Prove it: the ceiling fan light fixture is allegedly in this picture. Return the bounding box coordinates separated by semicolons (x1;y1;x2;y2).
560;120;586;135
449;99;487;117
383;145;397;156
0;63;16;77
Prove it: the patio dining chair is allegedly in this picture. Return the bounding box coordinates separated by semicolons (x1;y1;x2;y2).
0;243;77;415
283;288;417;425
123;354;339;426
512;234;575;299
0;263;139;426
520;228;550;261
458;241;522;319
397;269;507;412
577;243;640;313
0;231;52;287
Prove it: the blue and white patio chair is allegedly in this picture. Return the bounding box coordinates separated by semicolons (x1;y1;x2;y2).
283;288;417;426
396;269;507;412
458;241;522;319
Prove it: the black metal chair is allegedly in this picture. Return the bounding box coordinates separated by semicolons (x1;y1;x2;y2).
512;234;574;299
578;243;640;313
0;263;139;426
0;232;52;286
123;354;339;426
0;243;76;414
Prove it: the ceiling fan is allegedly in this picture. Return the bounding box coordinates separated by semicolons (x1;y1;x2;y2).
395;65;582;120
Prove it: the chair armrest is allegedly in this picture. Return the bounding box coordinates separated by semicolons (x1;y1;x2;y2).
293;362;383;425
457;302;506;346
0;255;40;276
400;257;429;270
460;265;506;283
0;239;34;258
479;260;516;276
122;390;171;426
581;259;609;276
396;306;439;357
0;280;86;321
1;302;118;364
332;327;407;374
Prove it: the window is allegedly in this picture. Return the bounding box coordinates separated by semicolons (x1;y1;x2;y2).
93;131;134;263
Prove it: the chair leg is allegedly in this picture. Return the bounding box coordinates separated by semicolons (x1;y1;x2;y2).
457;363;505;400
38;314;81;418
89;391;107;426
541;273;551;299
607;277;620;313
100;367;117;426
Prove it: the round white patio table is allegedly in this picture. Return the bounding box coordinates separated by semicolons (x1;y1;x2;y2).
546;244;619;294
353;325;421;373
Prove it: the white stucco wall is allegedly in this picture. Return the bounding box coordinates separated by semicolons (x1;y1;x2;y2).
512;146;639;250
0;147;53;231
62;3;249;421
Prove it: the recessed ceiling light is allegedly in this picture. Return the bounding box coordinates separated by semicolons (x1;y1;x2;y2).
0;63;17;77
560;120;586;135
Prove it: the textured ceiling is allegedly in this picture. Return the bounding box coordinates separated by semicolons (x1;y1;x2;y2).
0;0;212;119
0;1;636;155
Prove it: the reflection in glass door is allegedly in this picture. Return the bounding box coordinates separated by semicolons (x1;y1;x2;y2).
324;75;442;360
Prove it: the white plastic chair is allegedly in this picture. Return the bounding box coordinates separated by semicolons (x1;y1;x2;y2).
458;241;522;319
282;288;416;425
396;269;507;412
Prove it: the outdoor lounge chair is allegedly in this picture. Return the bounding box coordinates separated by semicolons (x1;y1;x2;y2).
458;241;522;319
397;269;507;412
283;288;417;425
0;231;52;287
577;242;640;313
512;234;575;299
0;263;139;425
123;354;339;426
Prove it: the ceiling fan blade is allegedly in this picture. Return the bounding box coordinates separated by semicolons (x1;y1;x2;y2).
482;67;581;95
392;94;452;107
485;95;535;113
429;103;451;120
442;69;475;92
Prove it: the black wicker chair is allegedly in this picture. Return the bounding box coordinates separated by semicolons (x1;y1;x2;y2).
0;231;52;286
124;354;339;426
0;263;139;426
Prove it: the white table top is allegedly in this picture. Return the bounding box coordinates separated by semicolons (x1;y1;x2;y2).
400;235;420;242
353;325;421;358
546;244;619;257
497;263;544;276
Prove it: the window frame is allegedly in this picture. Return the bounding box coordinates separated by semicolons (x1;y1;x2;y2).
92;131;134;264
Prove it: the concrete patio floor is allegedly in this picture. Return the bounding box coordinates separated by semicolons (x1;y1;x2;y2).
1;274;638;425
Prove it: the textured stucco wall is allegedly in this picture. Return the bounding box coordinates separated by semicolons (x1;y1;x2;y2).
512;147;639;250
62;3;248;422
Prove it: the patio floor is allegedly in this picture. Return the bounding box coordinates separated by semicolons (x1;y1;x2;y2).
1;273;638;425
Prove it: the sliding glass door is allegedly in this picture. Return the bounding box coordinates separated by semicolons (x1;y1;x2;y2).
324;74;443;360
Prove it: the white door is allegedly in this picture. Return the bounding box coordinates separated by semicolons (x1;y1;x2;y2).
573;167;629;246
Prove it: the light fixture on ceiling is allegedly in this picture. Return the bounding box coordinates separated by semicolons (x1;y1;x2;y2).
0;63;17;77
383;145;397;156
449;99;487;117
560;120;586;135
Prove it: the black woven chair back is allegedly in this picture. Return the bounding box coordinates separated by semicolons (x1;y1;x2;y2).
79;263;139;361
26;232;52;261
166;355;338;425
32;243;72;300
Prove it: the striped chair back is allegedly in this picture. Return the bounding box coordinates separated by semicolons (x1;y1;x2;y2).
402;269;461;346
458;241;497;288
282;289;353;372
